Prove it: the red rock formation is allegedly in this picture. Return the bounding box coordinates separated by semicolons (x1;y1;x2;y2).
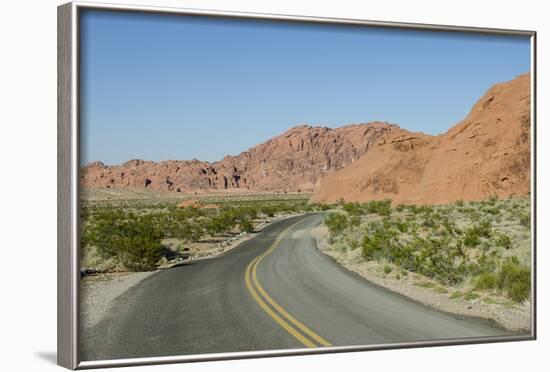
311;73;531;205
81;122;393;193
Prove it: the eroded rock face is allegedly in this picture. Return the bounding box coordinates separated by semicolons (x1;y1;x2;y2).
311;73;532;205
81;122;393;193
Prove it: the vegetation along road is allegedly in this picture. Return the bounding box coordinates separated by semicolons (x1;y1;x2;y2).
81;213;511;361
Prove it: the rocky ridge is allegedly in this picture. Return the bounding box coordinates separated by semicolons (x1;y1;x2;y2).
81;122;393;194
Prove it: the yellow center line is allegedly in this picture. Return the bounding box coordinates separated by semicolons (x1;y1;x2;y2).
245;256;317;348
244;217;332;348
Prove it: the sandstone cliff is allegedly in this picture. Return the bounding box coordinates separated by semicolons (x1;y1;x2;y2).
311;73;531;205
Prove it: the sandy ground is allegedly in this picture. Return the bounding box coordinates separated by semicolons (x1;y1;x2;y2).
80;271;155;331
310;224;531;332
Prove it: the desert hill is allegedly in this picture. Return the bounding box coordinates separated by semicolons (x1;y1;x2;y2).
81;122;393;194
311;73;531;205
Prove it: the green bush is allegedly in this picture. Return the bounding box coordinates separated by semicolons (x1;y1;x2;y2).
498;258;531;302
494;233;512;250
518;213;531;228
462;220;492;247
393;219;409;233
411;237;468;285
239;219;254;233
463;228;481;247
475;220;493;237
116;232;163;271
207;214;233;235
88;210;163;271
342;202;365;216
365;199;392;216
474;272;498;290
324;213;349;236
260;205;276;217
361;226;396;260
349;216;362;227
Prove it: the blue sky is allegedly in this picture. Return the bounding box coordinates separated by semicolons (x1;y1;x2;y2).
80;10;530;165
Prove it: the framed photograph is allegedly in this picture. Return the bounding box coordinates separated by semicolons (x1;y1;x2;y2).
57;1;536;369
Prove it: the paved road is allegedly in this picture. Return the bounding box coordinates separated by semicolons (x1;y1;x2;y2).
81;214;510;361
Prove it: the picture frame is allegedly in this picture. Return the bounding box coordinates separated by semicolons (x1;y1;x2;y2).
58;1;537;369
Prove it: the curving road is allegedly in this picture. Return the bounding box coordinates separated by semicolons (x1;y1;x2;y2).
81;213;511;361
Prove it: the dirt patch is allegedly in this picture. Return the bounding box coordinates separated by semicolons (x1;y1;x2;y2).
80;271;155;331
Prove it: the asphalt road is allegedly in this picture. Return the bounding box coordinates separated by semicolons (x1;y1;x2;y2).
81;213;510;361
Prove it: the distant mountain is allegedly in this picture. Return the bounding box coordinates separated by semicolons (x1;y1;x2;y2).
311;73;531;205
81;122;393;194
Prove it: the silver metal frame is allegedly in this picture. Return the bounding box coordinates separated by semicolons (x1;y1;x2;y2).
57;1;537;369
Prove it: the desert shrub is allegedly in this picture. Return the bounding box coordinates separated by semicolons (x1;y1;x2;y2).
361;224;397;261
463;228;481;247
116;232;163;271
474;272;498;290
518;213;531;228
462;220;492;247
344;234;361;250
260;205;276;217
246;207;259;220
389;241;415;270
475;220;493;238
498;258;531;302
188;222;205;241
342;202;365;216
365;199;392;216
475;251;498;274
88;210;163;271
442;217;460;235
493;233;512;250
207;213;234;236
422;215;438;228
413;237;467;285
406;204;434;215
324;213;349;236
349;216;362;227
310;203;331;211
393;219;409;233
239;219;254;233
167;219;195;241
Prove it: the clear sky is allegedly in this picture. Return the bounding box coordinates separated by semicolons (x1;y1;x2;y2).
80;10;531;165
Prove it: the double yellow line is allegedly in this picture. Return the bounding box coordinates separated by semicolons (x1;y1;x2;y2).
244;218;332;348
